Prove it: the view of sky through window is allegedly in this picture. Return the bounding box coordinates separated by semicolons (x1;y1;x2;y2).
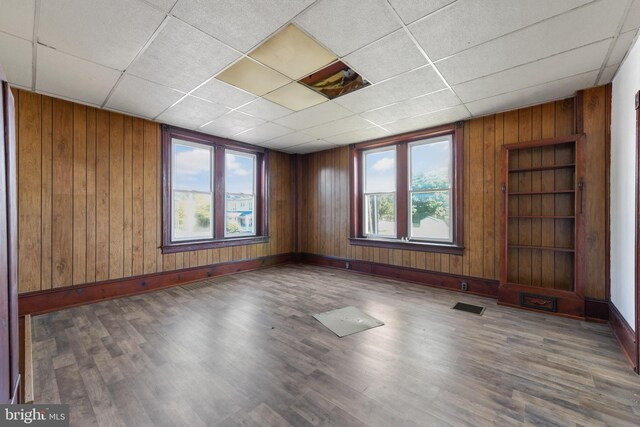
364;148;395;193
173;141;212;192
410;137;451;190
225;152;255;194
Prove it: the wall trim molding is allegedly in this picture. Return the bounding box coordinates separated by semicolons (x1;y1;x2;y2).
298;252;499;298
609;301;638;372
18;253;293;315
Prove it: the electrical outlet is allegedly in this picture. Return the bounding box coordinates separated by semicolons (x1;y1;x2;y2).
460;282;468;291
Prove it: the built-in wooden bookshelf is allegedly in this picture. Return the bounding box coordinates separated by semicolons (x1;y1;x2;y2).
499;134;586;318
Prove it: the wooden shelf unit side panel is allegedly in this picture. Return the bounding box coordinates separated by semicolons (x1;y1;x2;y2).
574;134;586;299
499;134;585;316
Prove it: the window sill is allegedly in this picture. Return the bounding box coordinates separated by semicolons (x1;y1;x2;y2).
162;236;269;254
349;237;464;255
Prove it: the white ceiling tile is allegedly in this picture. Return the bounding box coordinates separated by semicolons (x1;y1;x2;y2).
0;32;32;88
282;140;338;154
598;63;620;84
622;0;640;32
173;0;315;52
237;98;293;121
343;29;428;83
0;0;35;40
409;0;592;61
156;95;229;129
465;71;598;117
264;131;316;148
234;122;294;144
145;0;177;13
334;65;446;113
105;74;184;118
191;78;256;109
39;0;165;71
36;45;120;106
200;111;266;138
273;101;353;130
303;115;372;139
383;105;469;135
607;30;638;66
127;17;240;92
434;0;628;85
361;89;460;125
324;126;391;145
453;40;610;103
296;0;401;57
387;0;456;25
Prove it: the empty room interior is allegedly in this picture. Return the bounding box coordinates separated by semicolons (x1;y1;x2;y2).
2;0;640;425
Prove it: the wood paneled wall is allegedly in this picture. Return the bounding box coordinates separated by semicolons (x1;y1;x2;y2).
299;88;609;300
14;89;294;293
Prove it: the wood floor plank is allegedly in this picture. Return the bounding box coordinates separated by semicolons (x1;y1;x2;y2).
32;265;640;427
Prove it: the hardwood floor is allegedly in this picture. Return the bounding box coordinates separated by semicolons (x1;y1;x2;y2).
32;264;640;426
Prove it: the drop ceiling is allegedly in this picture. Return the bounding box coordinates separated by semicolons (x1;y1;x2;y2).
0;0;638;154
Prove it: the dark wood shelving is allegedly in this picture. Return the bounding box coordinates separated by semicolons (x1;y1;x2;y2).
500;134;585;318
507;245;575;253
508;164;575;173
509;190;575;195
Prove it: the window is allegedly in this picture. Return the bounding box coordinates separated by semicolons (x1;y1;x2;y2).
225;151;256;237
162;126;268;253
350;123;464;254
363;147;396;237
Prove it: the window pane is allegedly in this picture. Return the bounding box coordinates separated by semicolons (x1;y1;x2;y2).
225;151;256;237
173;191;213;240
364;193;395;236
225;152;255;194
364;148;395;193
225;195;255;236
172;140;212;192
410;191;451;240
410;136;452;191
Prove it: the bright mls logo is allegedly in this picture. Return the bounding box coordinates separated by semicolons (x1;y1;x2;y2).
0;405;69;427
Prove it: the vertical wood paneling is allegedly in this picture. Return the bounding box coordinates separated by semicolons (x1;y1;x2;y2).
15;90;293;293
17;91;41;292
483;116;495;278
142;121;156;274
52;99;74;287
85;108;96;283
95;110;109;281
109;113;124;279
41;97;52;290
72;104;86;285
123;117;133;277
131;118;144;276
469;118;484;277
13;88;604;299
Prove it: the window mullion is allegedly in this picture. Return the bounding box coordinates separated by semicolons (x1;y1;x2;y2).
214;147;225;239
396;143;408;240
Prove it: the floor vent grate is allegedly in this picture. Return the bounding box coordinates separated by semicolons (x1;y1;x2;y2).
452;302;485;315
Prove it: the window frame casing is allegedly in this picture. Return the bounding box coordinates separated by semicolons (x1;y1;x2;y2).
349;122;464;255
161;125;269;254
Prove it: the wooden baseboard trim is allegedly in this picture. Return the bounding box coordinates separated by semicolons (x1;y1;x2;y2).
609;301;638;371
299;252;499;298
18;253;293;315
585;298;609;322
